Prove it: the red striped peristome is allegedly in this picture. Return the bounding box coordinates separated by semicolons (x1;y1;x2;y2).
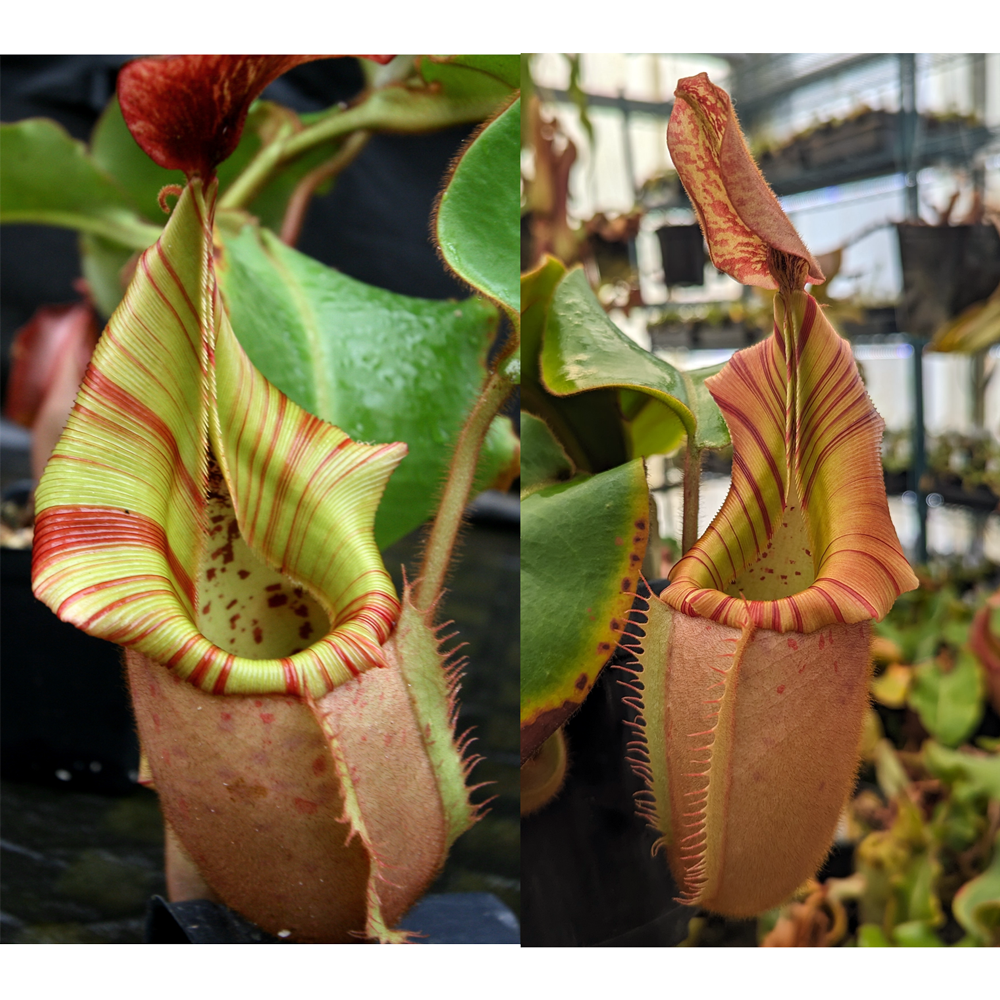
630;290;917;917
32;504;401;698
31;177;408;699
661;290;917;634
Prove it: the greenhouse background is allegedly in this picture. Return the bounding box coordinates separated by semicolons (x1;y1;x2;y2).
523;52;1000;569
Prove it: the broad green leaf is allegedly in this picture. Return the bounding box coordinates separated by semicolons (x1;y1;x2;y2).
420;56;519;101
78;233;136;320
435;96;519;316
541;267;731;453
521;412;573;494
521;257;627;473
216;223;518;550
89;96;186;223
923;741;1000;800
521;460;650;761
0;119;162;250
953;834;1000;946
433;55;520;90
908;650;985;747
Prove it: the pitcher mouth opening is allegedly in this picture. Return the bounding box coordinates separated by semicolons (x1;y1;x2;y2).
196;456;334;662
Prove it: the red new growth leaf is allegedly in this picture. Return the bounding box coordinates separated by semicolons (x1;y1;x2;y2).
118;55;394;178
668;73;824;290
5;301;98;429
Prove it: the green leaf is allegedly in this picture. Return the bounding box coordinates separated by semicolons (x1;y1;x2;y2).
892;920;945;946
521;257;627;473
908;649;985;747
0;118;162;250
521;413;573;494
89;96;185;223
541;267;731;453
78;233;136;320
521;460;650;762
435;96;519;316
420;55;519;99
857;924;892;947
923;741;1000;800
216;223;518;550
952;834;1000;946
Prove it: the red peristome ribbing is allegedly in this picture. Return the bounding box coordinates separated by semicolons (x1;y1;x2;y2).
211;654;236;695
33;506;195;607
281;659;301;696
80;368;202;510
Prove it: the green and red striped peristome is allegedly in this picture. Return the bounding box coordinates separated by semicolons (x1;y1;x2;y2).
32;178;406;698
662;291;917;633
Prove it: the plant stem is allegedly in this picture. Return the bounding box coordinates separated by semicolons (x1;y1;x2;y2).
5;211;163;251
220;88;506;213
279;131;371;246
414;358;516;615
682;438;702;555
217;120;296;212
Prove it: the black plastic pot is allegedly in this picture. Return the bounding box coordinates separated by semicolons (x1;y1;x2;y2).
521;580;694;947
655;224;705;287
1;546;140;793
145;892;520;944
